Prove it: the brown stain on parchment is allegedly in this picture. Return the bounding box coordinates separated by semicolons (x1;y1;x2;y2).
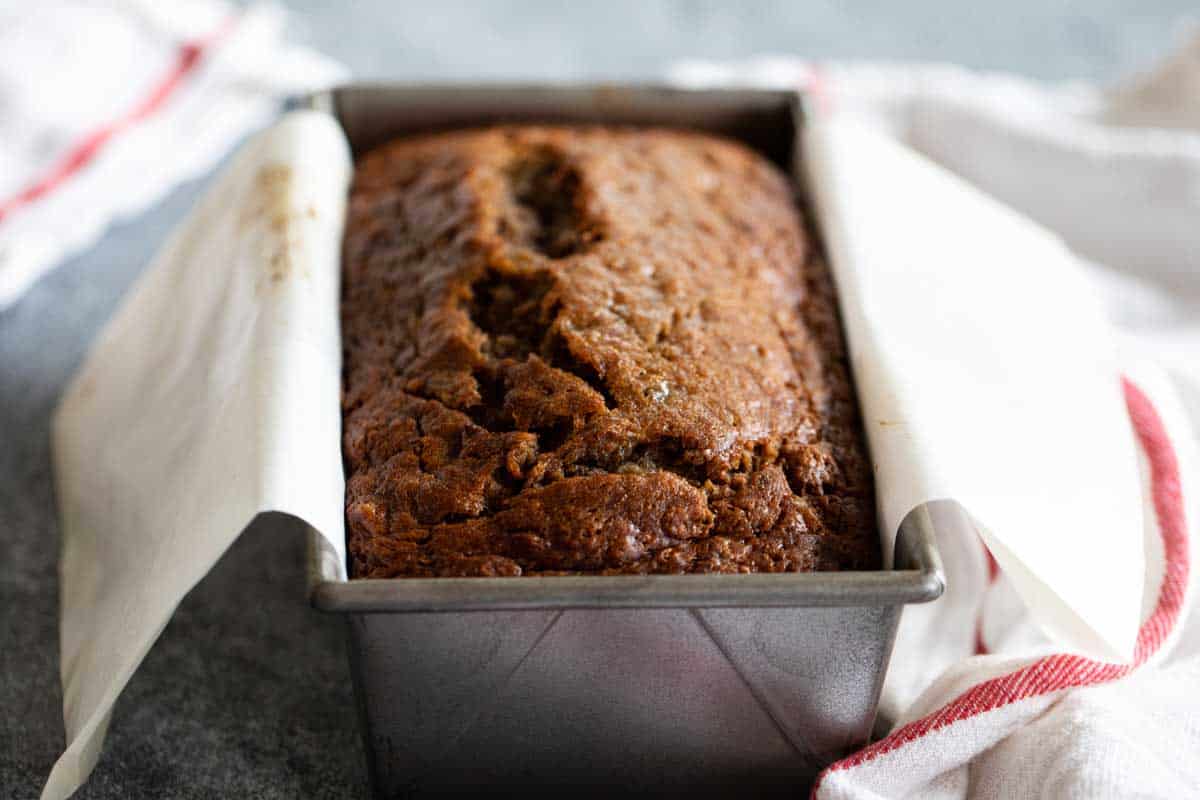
239;164;319;289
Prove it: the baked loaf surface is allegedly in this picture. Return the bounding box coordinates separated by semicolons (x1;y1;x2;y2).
341;125;879;578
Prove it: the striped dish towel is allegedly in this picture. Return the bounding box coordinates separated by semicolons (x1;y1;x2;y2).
0;0;345;307
816;367;1198;798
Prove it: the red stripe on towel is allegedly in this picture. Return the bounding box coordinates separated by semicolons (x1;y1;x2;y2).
0;16;235;223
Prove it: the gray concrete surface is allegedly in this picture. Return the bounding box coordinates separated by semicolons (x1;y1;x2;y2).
2;2;1196;797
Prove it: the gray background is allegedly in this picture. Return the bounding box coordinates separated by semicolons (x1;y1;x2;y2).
2;1;1195;797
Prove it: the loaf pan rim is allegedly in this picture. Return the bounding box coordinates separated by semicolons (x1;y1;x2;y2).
306;501;946;613
301;82;947;614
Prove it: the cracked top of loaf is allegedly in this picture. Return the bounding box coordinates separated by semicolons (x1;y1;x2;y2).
341;124;879;578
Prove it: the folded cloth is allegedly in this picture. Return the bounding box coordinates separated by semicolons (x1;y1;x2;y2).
818;367;1199;799
672;37;1200;800
0;0;346;308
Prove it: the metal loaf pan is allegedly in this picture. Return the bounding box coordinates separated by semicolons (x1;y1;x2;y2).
304;84;948;798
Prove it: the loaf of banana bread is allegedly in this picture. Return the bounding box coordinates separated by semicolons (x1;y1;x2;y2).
341;125;878;578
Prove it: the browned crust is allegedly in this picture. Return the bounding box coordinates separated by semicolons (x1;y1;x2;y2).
341;125;879;577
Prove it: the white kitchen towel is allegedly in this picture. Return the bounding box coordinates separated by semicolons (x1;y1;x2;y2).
0;0;346;308
816;367;1199;799
672;35;1200;800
